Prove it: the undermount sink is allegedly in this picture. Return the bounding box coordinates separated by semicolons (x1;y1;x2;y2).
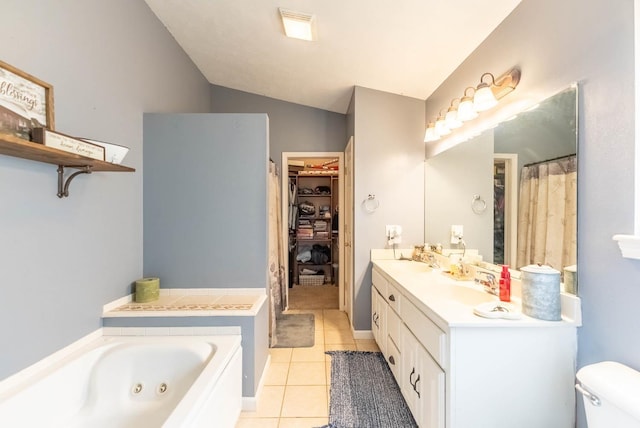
436;283;497;306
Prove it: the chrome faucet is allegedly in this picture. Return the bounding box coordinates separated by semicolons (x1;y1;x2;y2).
426;253;440;269
475;271;498;295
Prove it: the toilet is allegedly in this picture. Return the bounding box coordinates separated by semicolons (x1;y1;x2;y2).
576;361;640;427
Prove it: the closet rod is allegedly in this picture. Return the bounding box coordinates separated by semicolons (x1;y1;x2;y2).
523;153;576;168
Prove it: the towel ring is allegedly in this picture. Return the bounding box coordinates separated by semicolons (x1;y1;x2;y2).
471;194;487;214
362;194;380;213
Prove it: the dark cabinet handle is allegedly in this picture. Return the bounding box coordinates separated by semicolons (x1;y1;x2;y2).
409;367;415;385
388;294;395;302
414;375;421;398
389;355;395;365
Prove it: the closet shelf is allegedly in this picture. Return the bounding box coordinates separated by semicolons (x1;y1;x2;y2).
0;134;135;198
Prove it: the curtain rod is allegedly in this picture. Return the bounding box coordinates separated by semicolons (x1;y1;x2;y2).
523;153;576;168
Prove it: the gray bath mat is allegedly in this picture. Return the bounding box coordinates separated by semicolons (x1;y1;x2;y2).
323;351;417;428
272;313;315;348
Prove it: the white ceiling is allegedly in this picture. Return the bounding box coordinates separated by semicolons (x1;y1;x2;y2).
144;0;523;114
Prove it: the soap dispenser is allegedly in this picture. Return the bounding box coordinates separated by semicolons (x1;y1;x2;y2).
500;265;511;302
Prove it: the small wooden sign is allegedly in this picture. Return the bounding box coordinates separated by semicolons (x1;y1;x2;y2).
32;128;105;161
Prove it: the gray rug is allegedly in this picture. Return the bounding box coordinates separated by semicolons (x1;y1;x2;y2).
323;351;417;428
272;313;315;348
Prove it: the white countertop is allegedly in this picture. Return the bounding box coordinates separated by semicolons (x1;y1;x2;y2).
372;258;581;329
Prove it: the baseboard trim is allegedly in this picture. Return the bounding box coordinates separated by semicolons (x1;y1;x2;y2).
352;329;374;340
242;354;271;411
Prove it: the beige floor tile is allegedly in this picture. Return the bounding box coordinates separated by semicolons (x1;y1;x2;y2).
314;329;325;345
287;362;327;385
324;344;357;361
325;361;331;384
270;348;293;363
322;309;348;322
278;417;329;428
324;329;355;345
356;339;380;352
281;385;328;417
240;385;285;418
291;344;326;362
235;417;279;428
264;362;290;385
323;316;351;331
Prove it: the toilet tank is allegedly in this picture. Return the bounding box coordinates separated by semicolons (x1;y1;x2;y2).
576;361;640;428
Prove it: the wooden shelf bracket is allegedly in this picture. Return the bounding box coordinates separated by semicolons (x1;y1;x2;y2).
57;165;92;198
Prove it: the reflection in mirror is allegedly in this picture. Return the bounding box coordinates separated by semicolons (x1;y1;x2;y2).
425;85;578;292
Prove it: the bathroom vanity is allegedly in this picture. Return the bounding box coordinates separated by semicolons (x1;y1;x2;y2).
371;257;580;428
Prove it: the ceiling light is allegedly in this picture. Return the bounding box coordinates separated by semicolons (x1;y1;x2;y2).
473;73;498;111
457;88;479;122
279;8;316;41
435;111;451;136
424;122;438;142
445;99;463;129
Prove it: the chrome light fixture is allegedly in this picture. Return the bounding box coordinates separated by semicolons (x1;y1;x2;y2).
424;67;520;144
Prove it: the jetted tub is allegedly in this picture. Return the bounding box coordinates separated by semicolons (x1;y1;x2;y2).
0;334;242;428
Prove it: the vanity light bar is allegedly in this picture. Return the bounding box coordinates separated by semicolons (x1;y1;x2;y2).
424;67;521;143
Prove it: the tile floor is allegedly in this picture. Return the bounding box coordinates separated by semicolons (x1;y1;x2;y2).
235;309;380;428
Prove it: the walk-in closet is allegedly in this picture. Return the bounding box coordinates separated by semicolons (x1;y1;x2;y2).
286;156;341;310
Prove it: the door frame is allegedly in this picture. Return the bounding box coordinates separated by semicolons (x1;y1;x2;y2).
281;152;345;310
494;153;518;266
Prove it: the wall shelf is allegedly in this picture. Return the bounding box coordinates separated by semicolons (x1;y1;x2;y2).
0;133;135;197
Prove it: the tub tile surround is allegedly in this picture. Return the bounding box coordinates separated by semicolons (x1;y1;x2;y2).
236;309;379;428
103;288;267;317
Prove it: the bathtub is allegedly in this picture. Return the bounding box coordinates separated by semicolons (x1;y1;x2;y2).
0;334;242;428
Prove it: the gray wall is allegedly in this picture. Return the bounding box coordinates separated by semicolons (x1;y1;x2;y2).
425;130;494;259
143;114;269;289
352;86;425;331
0;0;210;380
424;0;637;426
210;85;347;171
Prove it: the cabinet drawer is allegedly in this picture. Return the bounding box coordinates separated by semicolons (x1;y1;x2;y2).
402;298;447;368
385;280;401;314
385;335;401;382
372;267;387;296
386;306;402;347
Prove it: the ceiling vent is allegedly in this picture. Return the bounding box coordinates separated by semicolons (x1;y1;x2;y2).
279;8;316;41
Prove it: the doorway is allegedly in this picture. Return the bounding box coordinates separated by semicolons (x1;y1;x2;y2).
281;152;345;311
493;153;518;266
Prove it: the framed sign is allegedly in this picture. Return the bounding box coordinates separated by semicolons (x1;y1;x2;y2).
0;60;55;141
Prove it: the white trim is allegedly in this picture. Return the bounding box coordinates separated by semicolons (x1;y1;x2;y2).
352;329;374;340
242;354;271;411
613;234;640;259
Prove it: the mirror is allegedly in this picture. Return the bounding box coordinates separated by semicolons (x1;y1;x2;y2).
425;85;578;289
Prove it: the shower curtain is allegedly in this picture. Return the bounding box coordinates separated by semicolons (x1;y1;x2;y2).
516;155;577;270
268;161;287;346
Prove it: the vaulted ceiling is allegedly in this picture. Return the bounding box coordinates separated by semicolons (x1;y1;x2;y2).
144;0;523;113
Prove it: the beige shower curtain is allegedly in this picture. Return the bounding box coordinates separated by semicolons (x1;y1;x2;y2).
268;161;287;346
516;155;577;271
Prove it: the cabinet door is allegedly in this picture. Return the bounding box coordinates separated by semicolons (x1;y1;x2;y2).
371;289;387;355
402;325;445;428
415;343;445;428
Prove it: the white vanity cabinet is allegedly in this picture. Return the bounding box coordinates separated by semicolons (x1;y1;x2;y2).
371;261;579;428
